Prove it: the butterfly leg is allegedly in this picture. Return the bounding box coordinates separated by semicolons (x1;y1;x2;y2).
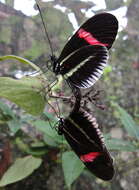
82;88;106;110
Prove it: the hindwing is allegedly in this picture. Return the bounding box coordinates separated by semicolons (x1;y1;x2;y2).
59;45;108;88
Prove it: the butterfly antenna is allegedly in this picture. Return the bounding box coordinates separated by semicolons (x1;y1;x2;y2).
55;96;61;118
47;99;59;118
36;2;54;57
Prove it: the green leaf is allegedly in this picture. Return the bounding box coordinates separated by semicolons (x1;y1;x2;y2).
8;119;22;134
0;156;42;187
0;101;15;122
42;111;58;122
43;134;60;147
31;142;46;148
33;120;63;145
0;76;46;115
111;102;139;139
106;138;138;151
0;55;41;72
33;120;56;135
0;101;22;133
62;151;84;188
28;145;48;156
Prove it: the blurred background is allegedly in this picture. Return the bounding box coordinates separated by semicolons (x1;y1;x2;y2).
0;0;139;189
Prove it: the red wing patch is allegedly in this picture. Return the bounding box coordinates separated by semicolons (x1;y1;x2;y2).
78;28;108;47
80;152;101;162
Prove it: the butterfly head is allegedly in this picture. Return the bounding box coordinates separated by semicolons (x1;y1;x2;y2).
57;117;65;135
51;55;60;75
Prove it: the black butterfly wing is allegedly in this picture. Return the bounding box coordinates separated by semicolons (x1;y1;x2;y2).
59;45;108;88
57;13;118;63
61;109;114;181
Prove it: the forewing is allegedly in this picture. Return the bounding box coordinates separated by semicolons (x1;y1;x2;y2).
60;45;108;88
58;13;118;62
62;109;114;181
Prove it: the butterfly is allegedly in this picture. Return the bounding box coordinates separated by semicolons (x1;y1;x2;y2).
58;108;114;181
51;13;118;88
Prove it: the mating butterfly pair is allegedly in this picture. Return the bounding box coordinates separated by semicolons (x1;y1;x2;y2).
46;12;118;180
